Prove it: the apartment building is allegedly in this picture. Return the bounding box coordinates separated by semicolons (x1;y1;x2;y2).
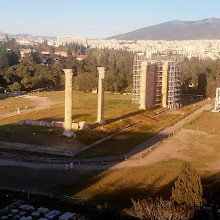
57;35;87;46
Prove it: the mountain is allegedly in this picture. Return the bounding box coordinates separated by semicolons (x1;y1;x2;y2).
108;17;220;40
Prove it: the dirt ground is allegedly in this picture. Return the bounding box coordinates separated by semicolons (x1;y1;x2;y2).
0;95;60;119
113;128;220;171
0;127;220;205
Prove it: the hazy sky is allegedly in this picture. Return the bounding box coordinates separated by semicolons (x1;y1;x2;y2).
1;0;220;39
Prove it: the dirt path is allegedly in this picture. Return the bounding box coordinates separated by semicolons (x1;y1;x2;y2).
0;95;60;119
127;104;213;158
1;127;218;173
112;128;220;170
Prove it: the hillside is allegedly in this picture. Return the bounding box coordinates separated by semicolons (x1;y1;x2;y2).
108;17;220;40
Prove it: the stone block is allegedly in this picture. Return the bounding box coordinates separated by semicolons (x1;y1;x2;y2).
60;122;65;128
46;122;52;127
19;120;25;125
79;121;90;130
72;122;79;130
54;121;61;127
51;121;55;127
26;119;31;125
43;121;48;127
39;121;44;127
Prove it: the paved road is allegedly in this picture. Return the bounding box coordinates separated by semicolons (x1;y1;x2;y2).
0;104;213;171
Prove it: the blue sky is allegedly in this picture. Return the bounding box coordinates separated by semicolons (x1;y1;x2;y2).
1;0;220;39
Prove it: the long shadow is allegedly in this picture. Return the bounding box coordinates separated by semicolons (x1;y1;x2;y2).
105;105;162;125
1;167;220;219
106;110;144;124
0;121;165;159
0;92;23;100
182;93;206;106
0;99;215;219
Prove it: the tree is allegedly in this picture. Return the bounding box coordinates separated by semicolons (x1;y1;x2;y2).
125;163;202;220
7;50;19;66
0;46;9;70
9;82;22;92
125;198;191;220
171;162;203;210
73;72;97;91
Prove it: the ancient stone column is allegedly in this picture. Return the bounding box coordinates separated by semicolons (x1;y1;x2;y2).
63;69;76;138
97;67;105;124
139;61;148;110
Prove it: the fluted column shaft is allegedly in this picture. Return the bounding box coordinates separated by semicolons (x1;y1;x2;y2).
63;69;76;137
97;67;105;124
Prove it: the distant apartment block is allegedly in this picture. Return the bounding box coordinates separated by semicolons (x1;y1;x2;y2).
57;35;87;46
132;53;182;110
19;48;32;58
54;51;68;57
0;30;6;42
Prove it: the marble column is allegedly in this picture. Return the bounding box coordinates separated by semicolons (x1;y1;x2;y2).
63;69;76;138
97;67;105;124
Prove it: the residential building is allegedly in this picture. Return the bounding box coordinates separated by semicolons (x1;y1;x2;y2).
57;35;87;46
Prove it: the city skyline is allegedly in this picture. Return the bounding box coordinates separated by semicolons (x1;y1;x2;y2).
1;0;220;39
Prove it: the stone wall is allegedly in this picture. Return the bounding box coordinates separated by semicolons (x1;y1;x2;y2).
19;119;89;131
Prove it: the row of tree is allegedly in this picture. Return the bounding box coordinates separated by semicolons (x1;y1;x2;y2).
0;39;133;93
1;38;220;97
182;57;220;98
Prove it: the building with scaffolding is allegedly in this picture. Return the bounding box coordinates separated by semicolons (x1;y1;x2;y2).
213;88;220;112
132;53;182;110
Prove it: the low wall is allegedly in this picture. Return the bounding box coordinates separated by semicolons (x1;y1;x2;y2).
19;119;89;130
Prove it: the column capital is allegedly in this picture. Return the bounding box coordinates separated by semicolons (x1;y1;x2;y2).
97;67;106;72
63;69;73;77
97;67;105;79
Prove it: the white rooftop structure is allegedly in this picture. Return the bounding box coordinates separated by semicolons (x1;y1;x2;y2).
58;35;87;46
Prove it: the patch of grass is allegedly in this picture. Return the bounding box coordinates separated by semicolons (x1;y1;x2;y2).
0;96;36;115
184;110;220;134
179;133;220;165
0;92;139;150
72;162;180;206
0;91;210;157
78;100;209;157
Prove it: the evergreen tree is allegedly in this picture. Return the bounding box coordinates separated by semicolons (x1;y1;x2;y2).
0;46;9;69
171;163;203;210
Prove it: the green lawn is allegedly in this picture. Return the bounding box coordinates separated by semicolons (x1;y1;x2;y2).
0;96;36;115
0;91;210;157
184;110;220;134
78;100;210;157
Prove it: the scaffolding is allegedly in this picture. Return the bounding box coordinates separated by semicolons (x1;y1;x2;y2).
214;88;220;112
132;55;182;110
167;61;182;110
132;53;145;103
155;61;163;105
